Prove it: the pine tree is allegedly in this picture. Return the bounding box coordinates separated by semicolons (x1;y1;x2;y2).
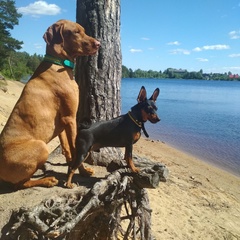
0;0;23;70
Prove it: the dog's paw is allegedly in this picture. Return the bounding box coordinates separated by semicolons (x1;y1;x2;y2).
63;182;79;189
64;182;76;189
79;167;94;177
44;177;59;187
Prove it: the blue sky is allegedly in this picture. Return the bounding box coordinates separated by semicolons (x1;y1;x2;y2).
12;0;240;74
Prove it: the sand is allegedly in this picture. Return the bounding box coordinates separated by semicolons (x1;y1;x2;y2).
0;79;240;239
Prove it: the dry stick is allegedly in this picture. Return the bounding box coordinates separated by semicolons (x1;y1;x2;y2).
46;196;100;238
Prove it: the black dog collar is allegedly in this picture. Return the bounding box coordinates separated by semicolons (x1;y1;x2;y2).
128;111;149;138
43;54;75;69
128;111;142;128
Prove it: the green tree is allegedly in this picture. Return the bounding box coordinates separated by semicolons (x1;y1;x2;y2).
1;51;43;80
134;68;144;78
147;70;154;78
122;65;129;78
129;68;134;78
0;0;23;70
27;53;43;72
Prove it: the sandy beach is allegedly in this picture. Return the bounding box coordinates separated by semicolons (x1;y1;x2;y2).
0;79;240;239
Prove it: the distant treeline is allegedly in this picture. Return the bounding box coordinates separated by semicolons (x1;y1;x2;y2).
1;53;239;82
0;51;43;81
122;65;240;81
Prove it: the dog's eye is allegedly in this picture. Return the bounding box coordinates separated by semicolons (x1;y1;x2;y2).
147;106;154;113
150;102;158;111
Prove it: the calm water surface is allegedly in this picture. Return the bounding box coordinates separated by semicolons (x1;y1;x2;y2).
121;78;240;176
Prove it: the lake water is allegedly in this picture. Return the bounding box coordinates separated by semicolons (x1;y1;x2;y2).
121;78;240;177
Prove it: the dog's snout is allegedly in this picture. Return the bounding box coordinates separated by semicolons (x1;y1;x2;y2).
153;115;160;123
149;114;160;123
94;40;101;49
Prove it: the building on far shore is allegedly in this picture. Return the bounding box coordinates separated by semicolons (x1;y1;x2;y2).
229;74;239;79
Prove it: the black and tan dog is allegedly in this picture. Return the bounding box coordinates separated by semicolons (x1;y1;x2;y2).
66;86;160;188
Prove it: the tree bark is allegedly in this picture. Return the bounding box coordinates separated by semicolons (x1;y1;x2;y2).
76;0;121;122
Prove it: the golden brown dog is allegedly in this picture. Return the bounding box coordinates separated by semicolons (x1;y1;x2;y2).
0;19;100;189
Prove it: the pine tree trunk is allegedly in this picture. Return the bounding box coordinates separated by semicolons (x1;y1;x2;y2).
76;0;121;122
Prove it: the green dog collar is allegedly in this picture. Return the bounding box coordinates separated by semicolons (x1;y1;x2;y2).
43;55;75;69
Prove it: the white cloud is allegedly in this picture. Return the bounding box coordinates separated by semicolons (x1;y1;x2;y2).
229;53;240;58
203;45;230;50
148;47;154;50
223;66;240;71
34;43;43;49
169;48;190;55
18;1;61;16
196;58;209;62
193;47;202;52
193;44;230;51
167;41;180;46
141;37;150;41
130;49;143;53
229;30;240;39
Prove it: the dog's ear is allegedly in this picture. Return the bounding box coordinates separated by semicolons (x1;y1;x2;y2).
43;22;64;45
149;88;160;102
137;86;147;102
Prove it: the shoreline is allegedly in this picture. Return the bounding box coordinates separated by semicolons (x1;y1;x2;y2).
155;137;240;178
144;125;240;178
135;137;240;186
134;138;240;239
1;80;240;239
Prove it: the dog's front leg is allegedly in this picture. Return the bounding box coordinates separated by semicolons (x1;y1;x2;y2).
66;168;76;188
66;149;92;188
62;117;77;162
59;130;72;165
124;145;139;173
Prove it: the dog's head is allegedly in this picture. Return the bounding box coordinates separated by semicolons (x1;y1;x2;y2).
43;19;100;59
137;86;160;123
